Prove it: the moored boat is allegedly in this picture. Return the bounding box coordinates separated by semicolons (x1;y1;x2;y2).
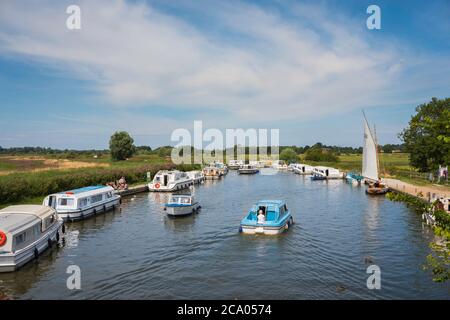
186;170;205;184
227;159;244;170
346;172;363;185
312;166;343;179
210;161;228;176
310;174;327;181
148;170;193;192
293;164;314;175
164;195;200;217
239;200;293;235
0;205;64;272
272;160;288;170
362;113;388;195
203;167;222;180
238;164;259;174
43;186;121;221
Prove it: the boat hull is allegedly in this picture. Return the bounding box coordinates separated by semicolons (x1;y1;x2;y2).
57;197;120;221
366;187;389;195
240;216;293;235
148;180;193;192
204;175;221;180
238;169;259;174
0;220;63;272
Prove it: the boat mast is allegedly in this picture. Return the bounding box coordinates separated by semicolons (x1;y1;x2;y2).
374;125;380;180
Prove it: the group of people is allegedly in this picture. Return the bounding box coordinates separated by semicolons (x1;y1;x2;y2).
107;176;128;190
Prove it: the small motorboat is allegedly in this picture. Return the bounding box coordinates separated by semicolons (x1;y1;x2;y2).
238;164;259;174
228;160;244;170
310;174;326;181
149;170;193;192
164;195;200;217
239;200;294;235
366;181;389;195
346;172;363;185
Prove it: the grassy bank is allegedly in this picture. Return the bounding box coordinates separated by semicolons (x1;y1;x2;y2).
0;154;200;208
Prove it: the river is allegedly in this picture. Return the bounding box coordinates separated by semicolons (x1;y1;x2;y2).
0;171;449;299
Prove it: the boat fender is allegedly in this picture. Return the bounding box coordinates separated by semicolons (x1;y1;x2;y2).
56;232;60;242
62;224;66;234
34;247;39;259
285;223;289;230
239;226;243;233
103;204;107;212
93;208;97;215
0;231;7;247
48;238;52;247
119;198;122;204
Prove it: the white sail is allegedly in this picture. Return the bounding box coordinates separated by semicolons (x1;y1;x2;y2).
362;116;379;181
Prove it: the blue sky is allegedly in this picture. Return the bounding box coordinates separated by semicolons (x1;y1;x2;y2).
0;0;449;149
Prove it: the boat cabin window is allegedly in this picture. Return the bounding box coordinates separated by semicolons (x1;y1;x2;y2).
91;194;103;203
180;197;191;204
14;232;27;246
79;198;88;208
106;192;113;199
59;198;74;206
42;213;56;231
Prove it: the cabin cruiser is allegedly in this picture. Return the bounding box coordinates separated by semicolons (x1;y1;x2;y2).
164;195;200;217
186;170;205;184
0;205;64;272
249;160;266;168
312;166;343;179
293;164;313;175
239;200;294;235
238;164;259;174
227;160;244;170
272;160;288;170
288;163;301;171
43;186;121;221
149;170;193;192
203;167;222;180
210;161;228;176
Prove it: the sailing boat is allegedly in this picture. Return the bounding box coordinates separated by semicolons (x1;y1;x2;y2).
362;113;389;195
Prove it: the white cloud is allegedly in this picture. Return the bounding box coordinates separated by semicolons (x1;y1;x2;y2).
0;0;446;126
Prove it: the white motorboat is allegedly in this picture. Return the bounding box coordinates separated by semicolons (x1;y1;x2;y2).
148;170;193;192
43;186;121;221
164;195;200;217
293;164;314;175
186;170;205;184
238;164;259;174
0;205;64;272
312;166;343;179
203;167;222;180
228;159;244;170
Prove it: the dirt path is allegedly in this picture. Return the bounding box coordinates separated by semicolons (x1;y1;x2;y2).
383;178;450;202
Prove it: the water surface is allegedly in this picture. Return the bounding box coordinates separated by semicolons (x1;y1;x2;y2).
0;171;449;299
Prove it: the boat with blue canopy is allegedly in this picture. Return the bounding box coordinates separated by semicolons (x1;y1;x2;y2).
346;172;363;185
239;200;294;235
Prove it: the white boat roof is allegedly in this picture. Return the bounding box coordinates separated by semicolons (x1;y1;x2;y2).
155;170;181;175
0;205;55;233
314;166;339;170
49;185;114;198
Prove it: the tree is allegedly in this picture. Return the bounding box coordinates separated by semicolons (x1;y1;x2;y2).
279;148;299;164
399;97;450;172
109;131;136;161
304;147;339;162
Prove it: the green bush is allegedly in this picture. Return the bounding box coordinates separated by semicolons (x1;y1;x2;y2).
304;147;339;162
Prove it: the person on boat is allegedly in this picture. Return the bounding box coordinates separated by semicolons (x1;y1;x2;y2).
257;209;265;224
374;179;381;188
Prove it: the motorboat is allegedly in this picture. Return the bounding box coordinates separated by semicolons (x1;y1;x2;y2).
239;200;294;235
0;205;64;272
272;160;288;170
202;167;222;180
164;195;200;217
312;166;343;179
238;164;259;175
346;172;363;185
366;180;389;195
293;164;313;175
43;186;121;221
148;170;193;192
310;174;327;181
227;160;244;170
186;170;205;184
